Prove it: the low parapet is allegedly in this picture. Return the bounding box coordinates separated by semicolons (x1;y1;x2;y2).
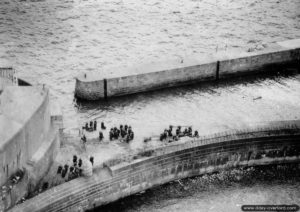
75;38;300;100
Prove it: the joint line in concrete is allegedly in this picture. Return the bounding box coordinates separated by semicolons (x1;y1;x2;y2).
104;78;107;99
216;60;220;80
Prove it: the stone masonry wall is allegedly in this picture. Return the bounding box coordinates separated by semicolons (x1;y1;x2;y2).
9;120;300;212
0;88;61;211
0;90;50;186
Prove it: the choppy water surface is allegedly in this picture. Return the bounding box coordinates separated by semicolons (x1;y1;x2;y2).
1;0;300;210
94;164;300;212
1;0;300;129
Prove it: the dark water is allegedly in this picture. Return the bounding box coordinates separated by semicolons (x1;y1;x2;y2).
92;164;300;212
1;0;300;210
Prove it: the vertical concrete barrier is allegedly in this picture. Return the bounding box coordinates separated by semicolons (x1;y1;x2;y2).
103;78;108;99
106;61;217;97
216;61;220;80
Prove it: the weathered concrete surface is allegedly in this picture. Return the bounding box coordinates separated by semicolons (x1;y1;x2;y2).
8;120;300;212
50;100;64;136
74;39;300;100
0;86;50;185
106;59;216;97
0;68;16;93
218;39;300;78
0;86;61;210
75;78;106;100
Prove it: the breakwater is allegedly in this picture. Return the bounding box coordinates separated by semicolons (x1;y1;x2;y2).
9;120;300;212
75;39;300;100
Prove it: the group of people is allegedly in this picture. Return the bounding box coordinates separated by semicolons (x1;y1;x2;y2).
109;125;134;143
57;155;95;181
80;120;135;144
81;120;107;143
160;125;199;141
82;120;106;132
57;155;83;181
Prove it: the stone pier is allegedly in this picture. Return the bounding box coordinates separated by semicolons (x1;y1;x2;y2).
75;39;300;100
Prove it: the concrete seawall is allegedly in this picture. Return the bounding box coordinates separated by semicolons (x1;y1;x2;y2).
9;120;300;212
75;39;300;100
0;86;61;210
0;87;51;186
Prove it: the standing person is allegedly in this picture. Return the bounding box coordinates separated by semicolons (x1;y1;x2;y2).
184;128;188;135
176;126;181;136
81;134;87;143
188;127;193;136
62;164;69;179
116;128;120;138
73;155;77;167
61;169;66;178
57;165;63;174
74;167;80;177
94;120;97;131
168;128;173;137
129;130;134;141
120;125;126;138
164;129;168;140
99;131;104;141
68;167;75;181
81;134;87;151
64;164;69;171
160;133;164;141
90;156;94;166
109;128;114;141
101;122;106;130
90;121;93;131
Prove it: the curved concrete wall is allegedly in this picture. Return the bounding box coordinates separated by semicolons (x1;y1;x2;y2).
74;39;300;100
9;120;300;212
0;88;50;186
0;87;61;210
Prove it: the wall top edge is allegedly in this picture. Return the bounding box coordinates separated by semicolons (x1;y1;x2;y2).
76;38;300;83
277;38;300;49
